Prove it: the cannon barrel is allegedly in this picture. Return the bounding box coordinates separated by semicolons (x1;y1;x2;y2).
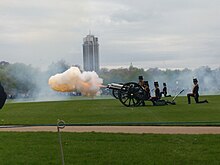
107;83;123;90
106;83;124;100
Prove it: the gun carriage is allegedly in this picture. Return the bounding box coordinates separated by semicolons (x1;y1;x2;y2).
107;82;147;107
107;82;183;107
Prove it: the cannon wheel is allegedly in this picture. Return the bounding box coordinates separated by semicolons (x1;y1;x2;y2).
112;89;119;99
111;83;123;99
118;82;146;107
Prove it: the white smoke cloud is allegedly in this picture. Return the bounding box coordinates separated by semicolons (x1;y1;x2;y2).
48;67;103;96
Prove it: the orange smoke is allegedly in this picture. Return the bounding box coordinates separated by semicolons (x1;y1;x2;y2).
48;67;103;96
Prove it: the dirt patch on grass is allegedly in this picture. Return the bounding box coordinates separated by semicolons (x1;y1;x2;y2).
1;126;220;134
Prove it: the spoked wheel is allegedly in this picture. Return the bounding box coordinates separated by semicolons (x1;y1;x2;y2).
118;82;146;107
112;89;119;99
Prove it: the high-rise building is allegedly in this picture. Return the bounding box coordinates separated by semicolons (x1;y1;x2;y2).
82;34;99;72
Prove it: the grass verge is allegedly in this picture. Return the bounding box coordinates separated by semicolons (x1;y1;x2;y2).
0;132;220;165
0;95;220;125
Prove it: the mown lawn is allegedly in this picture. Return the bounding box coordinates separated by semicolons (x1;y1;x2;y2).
0;132;220;165
0;95;219;125
0;96;220;164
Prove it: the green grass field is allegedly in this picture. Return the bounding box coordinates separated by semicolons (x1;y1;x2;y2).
0;132;220;165
0;95;220;164
0;95;220;125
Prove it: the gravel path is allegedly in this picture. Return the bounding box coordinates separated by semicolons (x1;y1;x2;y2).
1;126;220;134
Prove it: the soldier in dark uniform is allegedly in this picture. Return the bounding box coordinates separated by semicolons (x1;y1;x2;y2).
150;82;175;106
138;76;144;87
0;82;7;109
138;76;146;106
150;82;161;105
160;83;171;97
187;78;208;104
138;76;152;105
143;81;151;100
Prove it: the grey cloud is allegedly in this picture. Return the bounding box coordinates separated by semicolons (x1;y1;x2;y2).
0;0;220;70
110;8;157;23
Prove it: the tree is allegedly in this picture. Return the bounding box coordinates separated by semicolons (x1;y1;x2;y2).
47;60;70;76
4;63;40;97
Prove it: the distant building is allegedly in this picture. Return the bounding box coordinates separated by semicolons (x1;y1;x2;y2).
82;34;99;72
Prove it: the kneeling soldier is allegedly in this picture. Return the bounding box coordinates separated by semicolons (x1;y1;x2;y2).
187;78;208;104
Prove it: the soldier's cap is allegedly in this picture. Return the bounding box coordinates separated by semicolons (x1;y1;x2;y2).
193;78;198;82
144;81;149;85
138;76;143;80
154;81;159;86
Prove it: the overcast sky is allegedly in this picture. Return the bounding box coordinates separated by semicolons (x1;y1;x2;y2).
0;0;220;70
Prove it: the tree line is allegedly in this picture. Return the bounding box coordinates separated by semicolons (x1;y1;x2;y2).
100;64;220;95
0;60;219;98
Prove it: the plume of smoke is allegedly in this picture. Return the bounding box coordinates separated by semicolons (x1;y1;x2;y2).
48;67;103;96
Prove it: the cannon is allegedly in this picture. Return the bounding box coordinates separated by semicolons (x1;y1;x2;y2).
107;82;147;107
107;82;184;107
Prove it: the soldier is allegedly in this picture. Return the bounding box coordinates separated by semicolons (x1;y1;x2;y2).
138;76;144;87
160;83;171;97
187;78;208;104
150;82;175;106
0;82;7;109
138;76;151;99
150;81;161;105
143;81;151;100
138;76;146;106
